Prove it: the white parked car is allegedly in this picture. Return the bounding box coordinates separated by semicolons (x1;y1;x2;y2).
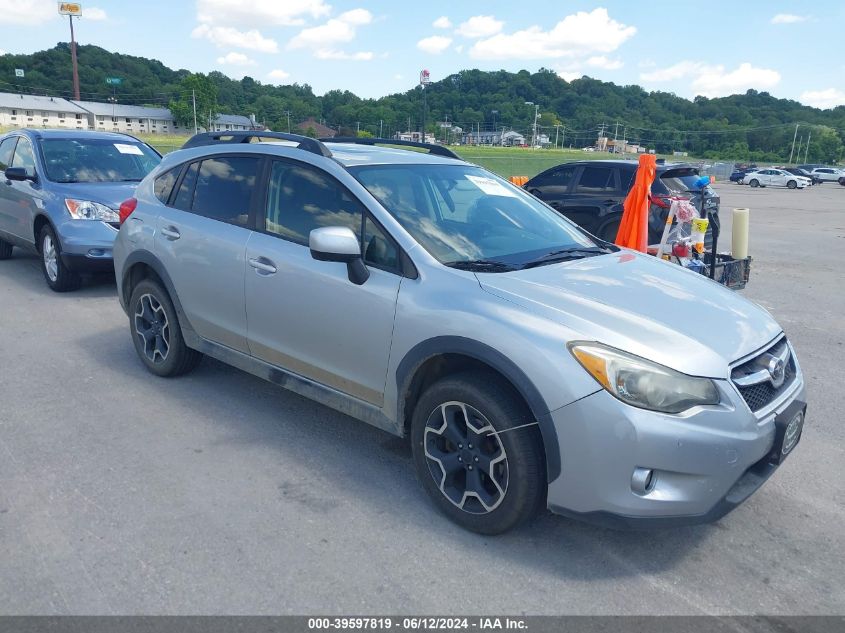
743;169;811;189
810;167;844;183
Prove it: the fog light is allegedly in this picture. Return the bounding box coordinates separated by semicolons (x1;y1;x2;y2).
631;467;654;495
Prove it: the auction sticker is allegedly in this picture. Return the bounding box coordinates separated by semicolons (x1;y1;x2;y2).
114;143;144;155
465;175;516;197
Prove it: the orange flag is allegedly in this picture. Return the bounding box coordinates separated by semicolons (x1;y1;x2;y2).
615;154;656;252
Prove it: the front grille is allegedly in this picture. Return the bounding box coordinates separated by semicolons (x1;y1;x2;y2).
732;338;796;413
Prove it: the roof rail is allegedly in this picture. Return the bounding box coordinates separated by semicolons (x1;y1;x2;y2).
320;137;461;160
182;131;333;157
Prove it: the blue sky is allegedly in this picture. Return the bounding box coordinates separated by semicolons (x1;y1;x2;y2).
1;0;843;108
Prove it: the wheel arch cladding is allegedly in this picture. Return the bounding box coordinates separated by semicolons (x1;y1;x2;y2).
122;251;195;338
396;336;561;481
33;214;52;251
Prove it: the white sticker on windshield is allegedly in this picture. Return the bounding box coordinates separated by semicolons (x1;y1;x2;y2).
465;174;517;198
114;143;143;155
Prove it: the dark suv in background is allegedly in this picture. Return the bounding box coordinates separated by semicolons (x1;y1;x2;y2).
524;160;719;244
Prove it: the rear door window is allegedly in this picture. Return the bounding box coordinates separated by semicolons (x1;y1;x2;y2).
173;162;199;211
575;166;616;193
191;156;260;228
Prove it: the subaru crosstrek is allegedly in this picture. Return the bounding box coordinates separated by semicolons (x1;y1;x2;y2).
113;132;807;534
0;129;160;291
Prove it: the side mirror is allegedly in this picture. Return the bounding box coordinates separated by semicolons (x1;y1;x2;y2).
5;167;35;182
309;226;369;285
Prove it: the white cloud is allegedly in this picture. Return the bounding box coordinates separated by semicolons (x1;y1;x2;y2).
692;62;781;97
456;15;504;38
417;35;452;55
771;13;808;24
0;49;6;56
640;61;712;82
0;0;56;25
192;24;278;52
216;51;256;66
288;9;374;60
85;7;108;20
394;74;403;80
557;71;582;82
314;50;374;60
267;69;291;81
587;56;623;70
469;9;635;60
454;44;464;53
799;88;845;109
196;0;330;26
433;16;452;29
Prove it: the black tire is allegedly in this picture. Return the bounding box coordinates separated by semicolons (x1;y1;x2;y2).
0;239;12;260
128;278;202;377
749;179;759;188
39;225;81;292
597;218;621;243
411;370;545;535
787;180;797;189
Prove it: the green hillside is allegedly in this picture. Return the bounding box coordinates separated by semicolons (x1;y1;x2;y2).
1;44;843;162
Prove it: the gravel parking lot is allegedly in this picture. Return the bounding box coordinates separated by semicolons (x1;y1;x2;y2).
0;181;843;615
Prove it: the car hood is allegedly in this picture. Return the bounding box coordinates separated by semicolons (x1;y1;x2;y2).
48;181;139;209
476;251;781;379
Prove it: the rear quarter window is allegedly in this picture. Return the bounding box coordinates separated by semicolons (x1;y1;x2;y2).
153;168;179;204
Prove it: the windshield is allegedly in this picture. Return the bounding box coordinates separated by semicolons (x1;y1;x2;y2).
39;138;160;183
350;163;599;269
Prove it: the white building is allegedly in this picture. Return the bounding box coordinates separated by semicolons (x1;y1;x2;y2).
71;100;178;135
209;114;259;132
394;131;436;143
0;93;89;130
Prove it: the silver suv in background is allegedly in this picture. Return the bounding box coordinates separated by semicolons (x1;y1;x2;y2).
113;133;807;534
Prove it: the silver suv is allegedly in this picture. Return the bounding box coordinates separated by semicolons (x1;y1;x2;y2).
114;133;807;534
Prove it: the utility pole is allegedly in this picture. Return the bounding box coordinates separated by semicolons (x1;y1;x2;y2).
788;123;799;164
356;121;360;136
795;136;803;163
613;121;619;142
68;13;80;100
379;119;383;138
597;122;607;151
804;131;811;163
554;124;561;149
192;89;198;135
283;110;291;133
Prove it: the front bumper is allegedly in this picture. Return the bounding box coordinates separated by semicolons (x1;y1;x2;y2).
546;374;805;529
55;219;118;273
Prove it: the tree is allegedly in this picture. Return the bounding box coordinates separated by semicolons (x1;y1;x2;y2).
168;73;219;132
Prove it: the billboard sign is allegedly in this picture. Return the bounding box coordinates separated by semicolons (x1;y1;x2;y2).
105;77;122;85
14;69;25;78
58;2;82;16
419;69;430;86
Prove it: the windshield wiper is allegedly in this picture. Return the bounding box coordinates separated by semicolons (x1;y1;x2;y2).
445;260;519;272
521;246;609;269
119;178;143;182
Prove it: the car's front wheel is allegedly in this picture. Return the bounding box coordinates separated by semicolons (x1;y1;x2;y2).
39;225;81;292
787;180;797;189
128;278;202;377
411;371;545;534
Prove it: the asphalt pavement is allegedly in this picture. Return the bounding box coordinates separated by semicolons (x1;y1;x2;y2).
0;181;843;615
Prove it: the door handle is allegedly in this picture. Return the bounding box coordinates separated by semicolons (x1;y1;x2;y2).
160;226;181;240
248;257;277;275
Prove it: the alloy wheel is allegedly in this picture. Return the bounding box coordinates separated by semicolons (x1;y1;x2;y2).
42;233;58;282
134;293;171;363
423;401;509;514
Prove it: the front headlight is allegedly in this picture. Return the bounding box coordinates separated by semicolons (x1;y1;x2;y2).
65;199;119;222
569;342;720;414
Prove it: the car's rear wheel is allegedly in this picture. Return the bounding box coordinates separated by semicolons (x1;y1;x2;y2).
597;218;621;243
39;225;81;292
749;179;760;188
787;180;797;189
411;371;545;535
128;278;202;377
0;239;12;260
